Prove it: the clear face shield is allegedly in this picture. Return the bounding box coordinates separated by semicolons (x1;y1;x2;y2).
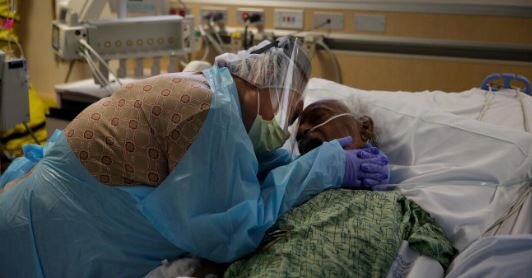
263;38;307;131
215;36;311;131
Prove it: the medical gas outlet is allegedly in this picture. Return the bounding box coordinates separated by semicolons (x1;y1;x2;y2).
200;7;228;24
274;9;304;30
237;8;265;25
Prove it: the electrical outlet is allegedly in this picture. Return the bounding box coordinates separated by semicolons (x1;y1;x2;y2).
237;8;265;25
313;12;344;30
274;9;304;30
200;7;228;24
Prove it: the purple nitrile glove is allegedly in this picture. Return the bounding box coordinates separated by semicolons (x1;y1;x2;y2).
337;136;390;190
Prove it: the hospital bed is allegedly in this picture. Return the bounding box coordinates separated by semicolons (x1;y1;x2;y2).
303;75;532;277
149;74;532;277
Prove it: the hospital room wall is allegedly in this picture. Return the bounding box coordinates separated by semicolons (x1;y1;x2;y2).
313;53;532;92
16;1;532;98
185;2;532;92
17;1;92;104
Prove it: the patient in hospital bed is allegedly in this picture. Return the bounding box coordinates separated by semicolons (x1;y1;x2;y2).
224;81;532;278
220;99;457;277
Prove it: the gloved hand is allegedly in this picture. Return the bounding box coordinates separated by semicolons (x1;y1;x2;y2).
338;136;390;190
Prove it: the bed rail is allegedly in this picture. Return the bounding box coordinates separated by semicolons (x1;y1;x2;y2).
481;73;531;95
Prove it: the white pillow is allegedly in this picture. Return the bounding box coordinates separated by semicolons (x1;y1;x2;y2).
304;78;532;186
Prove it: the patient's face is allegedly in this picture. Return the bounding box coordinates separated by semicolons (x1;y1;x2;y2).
296;100;373;155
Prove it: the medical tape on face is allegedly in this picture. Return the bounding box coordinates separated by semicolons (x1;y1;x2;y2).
309;112;361;132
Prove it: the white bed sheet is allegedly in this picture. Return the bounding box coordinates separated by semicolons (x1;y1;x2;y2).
304;78;532;277
446;235;532;278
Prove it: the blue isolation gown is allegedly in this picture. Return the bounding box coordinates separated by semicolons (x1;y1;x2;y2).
0;67;346;277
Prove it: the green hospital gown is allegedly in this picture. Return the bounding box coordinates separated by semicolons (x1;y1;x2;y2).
225;189;456;278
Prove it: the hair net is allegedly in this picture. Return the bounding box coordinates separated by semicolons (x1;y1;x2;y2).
214;36;312;129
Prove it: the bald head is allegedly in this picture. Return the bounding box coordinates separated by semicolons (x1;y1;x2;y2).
296;99;374;155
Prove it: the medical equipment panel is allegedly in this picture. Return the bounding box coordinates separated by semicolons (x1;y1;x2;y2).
86;15;192;59
0;51;29;130
54;15;194;61
53;0;195;61
52;24;85;60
